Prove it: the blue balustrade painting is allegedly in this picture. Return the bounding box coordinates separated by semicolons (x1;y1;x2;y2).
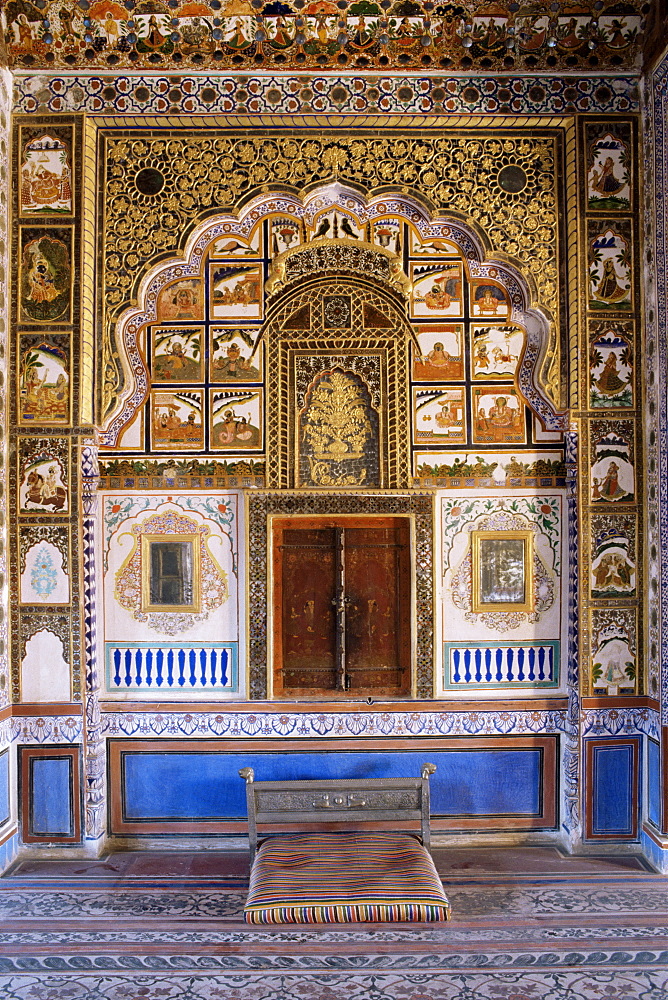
105;642;238;692
444;641;559;689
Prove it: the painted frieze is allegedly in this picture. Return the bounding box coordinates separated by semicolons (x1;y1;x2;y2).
414;452;566;487
588;321;634;408
587;222;633;311
18;334;70;425
19;229;72;325
590;420;635;504
18;437;69;515
589;514;636;600
19;129;73;216
590;607;637;696
3;2;645;75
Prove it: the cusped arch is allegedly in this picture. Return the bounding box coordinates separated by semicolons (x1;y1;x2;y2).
100;184;566;447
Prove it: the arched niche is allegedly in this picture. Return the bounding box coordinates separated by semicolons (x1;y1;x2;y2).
99;183;566;448
260;238;416;490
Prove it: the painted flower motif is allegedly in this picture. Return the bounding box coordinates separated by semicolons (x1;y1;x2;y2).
540;504;552;514
218;503;228;512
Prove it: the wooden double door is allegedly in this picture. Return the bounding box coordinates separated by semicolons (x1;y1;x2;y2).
272;516;412;698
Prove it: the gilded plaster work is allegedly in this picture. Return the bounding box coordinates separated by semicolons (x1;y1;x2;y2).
0;70;10;714
642;49;668;714
99;127;564;420
2;2;645;75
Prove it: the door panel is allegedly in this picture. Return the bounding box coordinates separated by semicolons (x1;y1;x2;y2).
273;517;411;697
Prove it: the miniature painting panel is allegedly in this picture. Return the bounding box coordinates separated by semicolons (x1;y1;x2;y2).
599;14;642;55
413;388;466;446
410;263;463;318
470;281;509;319
472;387;526;445
408;228;460;256
150;390;205;451
157;279;203;322
471;532;532;614
210;389;263;451
589;329;633;408
209;226;262;258
587;130;631;211
20;131;73;215
412;325;464;381
210;264;263;320
19;336;70;425
211;328;262;382
471;325;525;380
591;429;634;503
588;227;632;311
590;516;636;599
21;541;69;605
20;230;72;324
151;327;204;383
591;612;637;696
372;218;402;255
19;457;68;514
270;216;302;256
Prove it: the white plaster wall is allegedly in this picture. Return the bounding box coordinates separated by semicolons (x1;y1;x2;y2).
21;630;70;702
101;491;244;699
436;489;568;698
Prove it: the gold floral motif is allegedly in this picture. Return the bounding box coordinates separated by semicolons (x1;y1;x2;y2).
102;130;559;418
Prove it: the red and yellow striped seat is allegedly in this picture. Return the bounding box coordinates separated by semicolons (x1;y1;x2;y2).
244;831;451;924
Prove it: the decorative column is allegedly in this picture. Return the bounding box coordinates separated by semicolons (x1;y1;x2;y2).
81;441;105;844
563;427;581;848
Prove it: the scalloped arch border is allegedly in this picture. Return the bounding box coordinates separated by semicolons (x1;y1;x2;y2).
100;183;566;447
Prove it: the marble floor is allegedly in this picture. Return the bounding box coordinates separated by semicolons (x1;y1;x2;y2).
0;846;666;998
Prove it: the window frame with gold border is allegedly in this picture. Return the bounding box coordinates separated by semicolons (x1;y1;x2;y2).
140;532;201;614
470;530;534;614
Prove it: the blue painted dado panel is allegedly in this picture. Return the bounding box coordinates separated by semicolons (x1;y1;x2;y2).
119;746;548;826
586;738;640;840
20;746;82;843
0;749;9;827
30;757;73;836
648;738;661;830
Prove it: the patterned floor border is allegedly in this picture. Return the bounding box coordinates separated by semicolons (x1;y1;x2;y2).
0;969;667;1000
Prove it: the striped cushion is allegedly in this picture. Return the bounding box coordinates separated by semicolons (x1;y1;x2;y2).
244;832;451;924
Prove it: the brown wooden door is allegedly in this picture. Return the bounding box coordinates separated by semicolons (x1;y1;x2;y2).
273;517;411;697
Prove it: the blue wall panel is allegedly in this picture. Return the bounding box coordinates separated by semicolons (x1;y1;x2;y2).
591;743;636;837
31;757;72;836
0;749;9;827
648;738;661;830
122;748;543;822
